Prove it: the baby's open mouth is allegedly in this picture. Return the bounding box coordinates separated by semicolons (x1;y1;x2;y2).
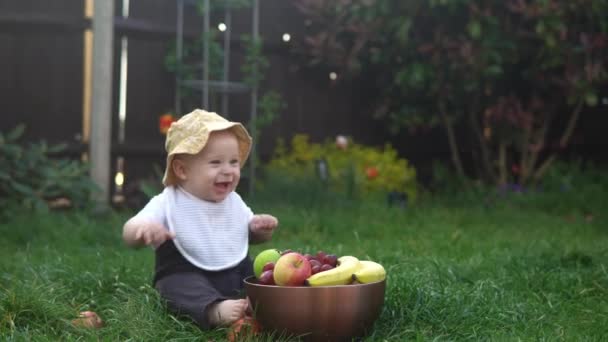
214;181;231;191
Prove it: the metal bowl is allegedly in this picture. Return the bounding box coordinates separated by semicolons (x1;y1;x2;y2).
244;276;385;341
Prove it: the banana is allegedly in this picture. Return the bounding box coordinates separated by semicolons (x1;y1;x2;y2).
352;260;386;283
305;256;361;286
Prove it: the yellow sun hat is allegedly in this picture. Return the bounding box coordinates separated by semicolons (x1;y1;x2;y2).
162;109;252;186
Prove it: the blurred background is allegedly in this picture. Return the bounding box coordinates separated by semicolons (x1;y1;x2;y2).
1;0;607;208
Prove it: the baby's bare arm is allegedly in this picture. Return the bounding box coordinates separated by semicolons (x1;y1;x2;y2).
122;217;174;248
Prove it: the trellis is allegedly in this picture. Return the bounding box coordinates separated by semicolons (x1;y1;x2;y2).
174;0;260;195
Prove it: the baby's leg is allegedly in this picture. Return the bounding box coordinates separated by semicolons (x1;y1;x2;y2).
207;299;248;326
156;272;237;329
155;257;254;329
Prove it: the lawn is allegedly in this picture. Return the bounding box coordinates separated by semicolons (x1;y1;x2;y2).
1;180;608;340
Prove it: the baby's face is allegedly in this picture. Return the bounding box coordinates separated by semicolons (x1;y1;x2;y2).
181;130;241;202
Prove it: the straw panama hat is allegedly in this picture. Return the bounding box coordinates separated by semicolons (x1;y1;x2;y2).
162;109;252;186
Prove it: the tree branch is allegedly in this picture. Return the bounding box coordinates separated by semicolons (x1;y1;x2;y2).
468;97;495;182
498;142;508;186
519;125;531;184
439;99;466;179
533;100;584;181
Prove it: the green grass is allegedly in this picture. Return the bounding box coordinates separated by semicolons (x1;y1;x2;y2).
2;180;608;340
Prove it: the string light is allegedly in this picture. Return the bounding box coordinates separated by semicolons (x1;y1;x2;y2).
282;33;291;42
218;23;227;32
114;172;125;187
329;72;338;80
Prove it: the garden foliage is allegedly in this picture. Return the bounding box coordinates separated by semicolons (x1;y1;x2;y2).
265;134;417;201
294;0;608;186
0;125;97;214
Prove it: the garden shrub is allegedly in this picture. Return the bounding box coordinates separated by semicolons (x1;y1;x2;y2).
0;125;97;215
265;134;417;202
426;158;608;217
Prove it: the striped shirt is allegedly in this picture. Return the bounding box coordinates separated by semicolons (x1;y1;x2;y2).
134;186;253;271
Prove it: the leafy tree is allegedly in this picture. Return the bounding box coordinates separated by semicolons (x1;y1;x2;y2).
294;0;608;185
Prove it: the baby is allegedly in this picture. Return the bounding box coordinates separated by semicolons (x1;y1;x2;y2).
122;109;278;328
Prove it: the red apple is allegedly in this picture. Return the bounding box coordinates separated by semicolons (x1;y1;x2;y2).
273;252;312;286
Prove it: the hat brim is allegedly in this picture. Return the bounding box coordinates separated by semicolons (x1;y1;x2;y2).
162;121;252;186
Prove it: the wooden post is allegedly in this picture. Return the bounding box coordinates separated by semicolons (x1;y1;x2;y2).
82;0;93;148
202;0;210;109
249;0;259;197
90;0;114;204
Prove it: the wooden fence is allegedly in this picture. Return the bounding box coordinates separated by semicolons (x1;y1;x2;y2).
0;0;398;196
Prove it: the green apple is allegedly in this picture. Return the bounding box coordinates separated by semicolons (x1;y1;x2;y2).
253;249;281;278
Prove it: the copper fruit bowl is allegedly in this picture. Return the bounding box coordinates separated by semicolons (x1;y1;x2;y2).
244;276;386;341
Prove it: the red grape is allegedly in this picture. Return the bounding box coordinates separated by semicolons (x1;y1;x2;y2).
262;262;275;272
303;254;314;261
258;270;275;285
320;264;334;272
324;254;338;267
316;251;327;261
311;265;321;274
309;259;322;268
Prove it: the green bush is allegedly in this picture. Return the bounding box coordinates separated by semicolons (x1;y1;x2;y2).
426;159;608;217
0;125;98;214
264;134;417;201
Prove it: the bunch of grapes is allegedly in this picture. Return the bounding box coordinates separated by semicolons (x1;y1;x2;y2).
304;251;338;274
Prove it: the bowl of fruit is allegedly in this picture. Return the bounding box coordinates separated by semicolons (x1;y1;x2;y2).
244;249;386;341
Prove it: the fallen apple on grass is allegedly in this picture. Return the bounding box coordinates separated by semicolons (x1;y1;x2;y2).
227;316;261;342
71;311;103;329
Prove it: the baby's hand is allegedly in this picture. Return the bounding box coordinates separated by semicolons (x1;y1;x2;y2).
250;214;278;232
134;221;175;248
249;214;278;243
